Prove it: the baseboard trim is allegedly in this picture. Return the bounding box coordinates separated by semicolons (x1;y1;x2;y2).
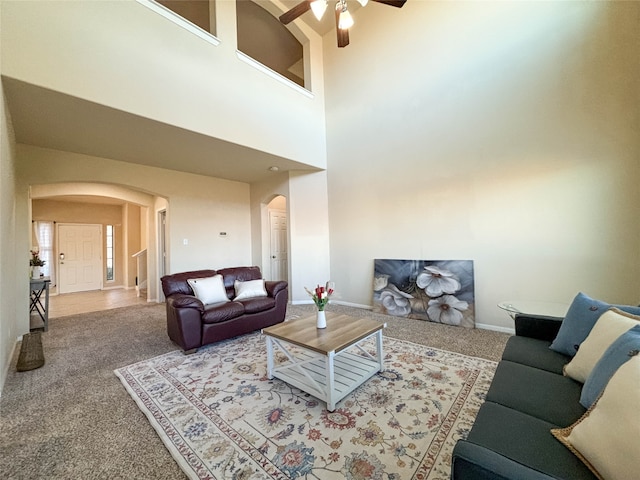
476;323;515;335
290;300;373;310
331;300;372;310
102;285;125;291
291;301;515;334
0;337;20;398
290;300;312;306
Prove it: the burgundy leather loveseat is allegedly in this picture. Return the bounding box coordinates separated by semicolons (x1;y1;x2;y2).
161;266;288;353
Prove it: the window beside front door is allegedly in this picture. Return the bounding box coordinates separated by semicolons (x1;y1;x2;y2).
106;224;114;282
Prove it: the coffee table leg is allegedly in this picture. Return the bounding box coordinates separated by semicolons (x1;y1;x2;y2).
266;336;274;380
376;330;384;372
326;351;336;412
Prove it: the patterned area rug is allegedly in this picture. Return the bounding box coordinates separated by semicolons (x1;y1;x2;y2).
115;332;496;479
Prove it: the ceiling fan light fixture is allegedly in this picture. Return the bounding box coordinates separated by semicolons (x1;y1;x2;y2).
279;0;406;48
337;4;354;30
310;0;328;21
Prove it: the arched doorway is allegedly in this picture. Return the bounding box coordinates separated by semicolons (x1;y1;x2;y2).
29;182;168;305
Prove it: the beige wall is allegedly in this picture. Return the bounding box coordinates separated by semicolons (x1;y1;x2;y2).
268;195;286;211
0;79;19;392
32;199;123;225
324;1;640;330
18;145;253;271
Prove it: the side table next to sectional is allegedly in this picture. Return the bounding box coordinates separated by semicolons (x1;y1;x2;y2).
498;300;569;320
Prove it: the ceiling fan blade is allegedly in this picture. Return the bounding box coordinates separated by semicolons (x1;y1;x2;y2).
335;5;350;48
279;1;311;25
370;0;407;7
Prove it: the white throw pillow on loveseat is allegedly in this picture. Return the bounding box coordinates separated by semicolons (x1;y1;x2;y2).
233;279;267;301
187;275;229;305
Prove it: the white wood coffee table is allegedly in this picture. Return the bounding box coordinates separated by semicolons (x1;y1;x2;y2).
262;313;386;411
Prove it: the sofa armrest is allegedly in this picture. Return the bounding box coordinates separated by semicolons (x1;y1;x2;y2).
165;294;204;351
452;440;557;480
265;280;288;298
514;314;563;342
167;294;204;313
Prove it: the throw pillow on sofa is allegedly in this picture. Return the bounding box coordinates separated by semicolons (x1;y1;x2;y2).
187;275;229;305
550;292;640;357
563;308;640;383
234;279;268;301
552;354;640;480
580;324;640;408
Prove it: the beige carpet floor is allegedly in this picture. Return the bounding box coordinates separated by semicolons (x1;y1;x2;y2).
0;303;509;479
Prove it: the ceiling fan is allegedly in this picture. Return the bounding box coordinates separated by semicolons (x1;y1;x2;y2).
279;0;407;48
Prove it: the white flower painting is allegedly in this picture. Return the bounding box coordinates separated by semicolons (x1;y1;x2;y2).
373;259;475;328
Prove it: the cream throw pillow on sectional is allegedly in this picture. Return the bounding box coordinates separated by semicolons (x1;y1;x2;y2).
187;275;229;305
564;307;640;383
552;354;640;480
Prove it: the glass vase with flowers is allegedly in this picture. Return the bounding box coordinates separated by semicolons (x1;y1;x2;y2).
305;282;335;328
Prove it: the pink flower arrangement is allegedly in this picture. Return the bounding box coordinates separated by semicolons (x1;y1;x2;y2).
305;282;334;311
30;249;45;267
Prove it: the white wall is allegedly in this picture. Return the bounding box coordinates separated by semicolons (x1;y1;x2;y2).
1;0;327;168
324;1;640;330
0;79;19;393
287;171;331;304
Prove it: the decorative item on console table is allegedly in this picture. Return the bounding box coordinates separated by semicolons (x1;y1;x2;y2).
29;249;45;279
305;282;335;328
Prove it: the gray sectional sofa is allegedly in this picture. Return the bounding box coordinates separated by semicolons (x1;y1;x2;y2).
451;313;597;480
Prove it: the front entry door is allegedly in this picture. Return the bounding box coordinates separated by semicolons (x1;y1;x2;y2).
58;224;103;294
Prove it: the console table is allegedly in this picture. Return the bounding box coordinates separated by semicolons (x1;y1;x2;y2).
30;277;51;331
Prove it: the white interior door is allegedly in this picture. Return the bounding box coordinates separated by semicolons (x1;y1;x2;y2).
158;209;168;301
158;209;167;278
269;209;288;282
58;224;103;294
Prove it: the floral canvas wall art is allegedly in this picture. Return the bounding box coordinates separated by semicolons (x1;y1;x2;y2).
373;259;475;328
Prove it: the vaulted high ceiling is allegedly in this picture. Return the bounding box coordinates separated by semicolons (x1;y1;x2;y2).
4;0;331;185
